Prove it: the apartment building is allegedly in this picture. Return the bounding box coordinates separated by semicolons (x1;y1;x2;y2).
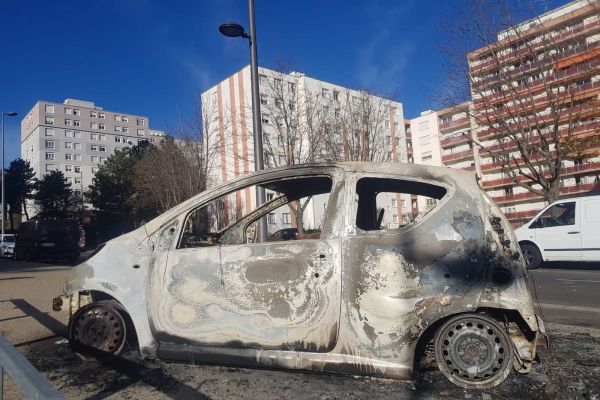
201;65;410;233
467;0;600;224
21;99;150;205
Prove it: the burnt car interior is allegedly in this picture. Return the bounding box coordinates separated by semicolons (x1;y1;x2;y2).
179;175;332;248
355;177;447;231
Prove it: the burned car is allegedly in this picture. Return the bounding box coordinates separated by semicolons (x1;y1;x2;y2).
54;163;545;389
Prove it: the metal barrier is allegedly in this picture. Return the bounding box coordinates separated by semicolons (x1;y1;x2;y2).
0;333;63;400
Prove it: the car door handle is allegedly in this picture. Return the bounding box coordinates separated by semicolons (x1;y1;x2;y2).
567;231;579;234
318;254;326;259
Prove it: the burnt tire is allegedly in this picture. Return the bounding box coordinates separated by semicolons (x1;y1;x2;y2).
68;300;130;359
521;244;542;270
434;314;514;389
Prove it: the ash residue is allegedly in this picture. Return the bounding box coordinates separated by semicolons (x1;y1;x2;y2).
21;333;600;400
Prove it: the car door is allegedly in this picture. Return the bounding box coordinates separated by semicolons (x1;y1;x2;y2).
148;173;343;352
530;201;582;261
581;197;600;262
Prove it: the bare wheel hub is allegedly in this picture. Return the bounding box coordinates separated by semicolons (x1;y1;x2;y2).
434;314;514;389
70;303;126;354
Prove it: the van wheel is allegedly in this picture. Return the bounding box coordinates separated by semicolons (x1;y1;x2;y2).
521;244;541;269
434;314;514;389
68;300;129;358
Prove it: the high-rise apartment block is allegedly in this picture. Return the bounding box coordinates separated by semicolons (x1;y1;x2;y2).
409;0;600;226
201;66;412;232
21;99;152;204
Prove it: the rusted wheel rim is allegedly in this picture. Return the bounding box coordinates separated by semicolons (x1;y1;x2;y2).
435;315;513;388
71;304;126;354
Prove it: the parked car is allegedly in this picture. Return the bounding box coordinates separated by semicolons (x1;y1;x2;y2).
514;195;600;269
0;234;16;258
53;163;545;389
269;228;298;241
15;219;80;262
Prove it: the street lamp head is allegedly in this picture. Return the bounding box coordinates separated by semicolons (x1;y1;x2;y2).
3;112;17;117
219;22;249;38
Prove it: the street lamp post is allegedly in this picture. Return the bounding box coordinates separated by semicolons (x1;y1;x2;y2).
219;0;267;242
1;111;18;238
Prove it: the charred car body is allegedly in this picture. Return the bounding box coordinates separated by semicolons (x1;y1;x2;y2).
54;163;545;389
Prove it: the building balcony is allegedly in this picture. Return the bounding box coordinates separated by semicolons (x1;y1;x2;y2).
439;117;471;132
503;209;539;223
491;182;600;205
442;149;474;164
476;102;600;141
474;80;600;121
475;57;600;107
473;41;600;90
481;161;600;189
440;133;471;149
469;18;600;75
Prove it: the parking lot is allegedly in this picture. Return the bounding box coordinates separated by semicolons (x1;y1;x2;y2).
1;256;599;399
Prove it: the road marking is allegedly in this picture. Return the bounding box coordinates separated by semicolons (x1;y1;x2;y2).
555;278;600;283
537;303;600;314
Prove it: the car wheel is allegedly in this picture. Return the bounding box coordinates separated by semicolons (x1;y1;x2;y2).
434;314;514;389
520;244;542;270
68;300;129;358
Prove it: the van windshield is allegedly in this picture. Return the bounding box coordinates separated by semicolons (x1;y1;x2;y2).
2;236;15;243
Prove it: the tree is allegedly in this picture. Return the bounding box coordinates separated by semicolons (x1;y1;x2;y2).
4;158;36;229
86;143;149;220
34;170;72;218
440;0;600;204
132;137;205;216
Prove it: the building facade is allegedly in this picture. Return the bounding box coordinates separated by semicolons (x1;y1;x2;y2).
21;99;151;211
201;66;410;233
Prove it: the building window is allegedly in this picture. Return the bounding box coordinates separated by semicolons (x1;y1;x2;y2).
137;129;145;136
100;134;106;141
91;133;99;140
391;198;397;207
65;142;73;149
267;213;276;224
99;113;106;119
46;164;55;171
92;167;98;173
66;177;73;184
123;127;129;133
289;82;296;92
122;116;128;123
115;136;124;143
65;153;73;161
115;115;122;122
74;143;81;150
45;116;55;125
421;151;433;161
91;156;99;163
65;108;73;115
99;123;105;130
74;165;81;173
100;156;107;163
91;122;99;129
74;177;81;185
45;152;55;160
45;128;54;136
392;214;398;223
260;95;268;105
74;154;82;161
45;140;55;149
73;120;81;127
266;193;274;201
74;131;82;139
333;90;339;101
91;144;99;151
73;109;80;116
282;213;291;224
99;145;106;152
90;111;98;118
115;126;122;132
136;118;144;126
45;105;55;113
65;130;74;138
65;119;73;126
65;165;73;172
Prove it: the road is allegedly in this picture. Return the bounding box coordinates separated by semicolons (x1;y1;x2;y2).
529;262;600;329
0;257;599;399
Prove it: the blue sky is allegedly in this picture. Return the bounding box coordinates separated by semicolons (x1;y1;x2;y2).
1;0;564;165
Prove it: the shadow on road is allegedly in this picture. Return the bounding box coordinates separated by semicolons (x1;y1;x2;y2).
540;261;600;271
0;298;67;346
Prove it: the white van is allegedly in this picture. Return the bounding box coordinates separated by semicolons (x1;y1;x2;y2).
514;195;600;269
